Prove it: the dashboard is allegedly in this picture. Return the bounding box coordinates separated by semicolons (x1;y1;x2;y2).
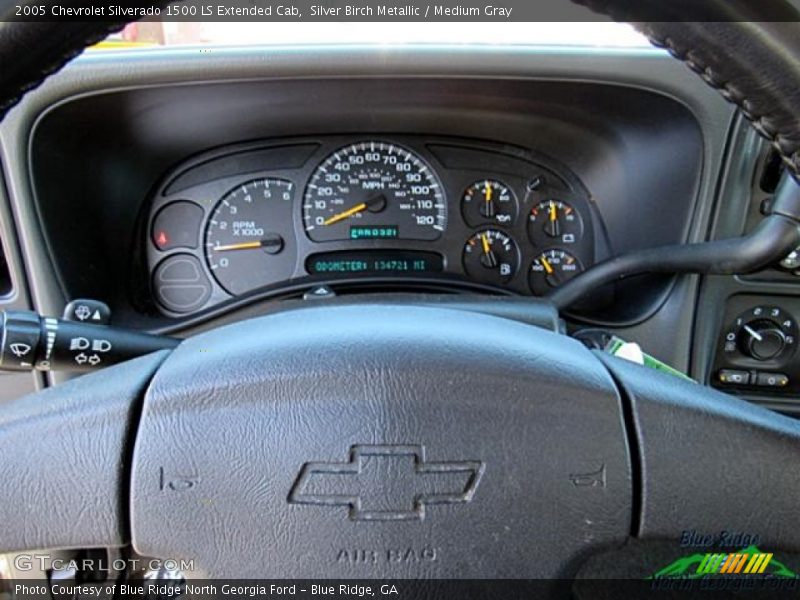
2;19;800;585
0;44;753;405
145;136;602;315
12;63;713;334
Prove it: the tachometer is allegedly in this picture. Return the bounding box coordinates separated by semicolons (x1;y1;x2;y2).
205;178;296;295
303;142;446;241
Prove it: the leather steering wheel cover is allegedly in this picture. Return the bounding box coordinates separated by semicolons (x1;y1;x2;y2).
640;21;800;179
0;20;131;117
575;0;800;179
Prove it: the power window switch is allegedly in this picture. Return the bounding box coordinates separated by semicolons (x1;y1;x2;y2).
755;372;790;388
718;369;750;385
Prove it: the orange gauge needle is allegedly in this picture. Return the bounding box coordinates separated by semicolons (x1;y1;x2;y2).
481;182;496;218
323;194;387;226
479;233;499;269
481;233;492;254
323;202;368;226
544;200;562;238
540;256;555;275
214;235;284;254
214;241;264;251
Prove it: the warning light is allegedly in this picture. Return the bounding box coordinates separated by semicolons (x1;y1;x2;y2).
151;201;204;251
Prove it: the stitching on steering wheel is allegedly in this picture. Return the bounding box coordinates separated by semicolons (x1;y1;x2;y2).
571;0;800;181
0;21;130;117
643;29;800;180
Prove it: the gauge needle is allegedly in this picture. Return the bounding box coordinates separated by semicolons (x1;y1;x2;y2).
545;201;561;237
481;233;492;254
479;233;499;268
214;241;263;251
323;194;387;226
323;202;367;226
482;182;496;218
214;236;284;254
540;256;555;275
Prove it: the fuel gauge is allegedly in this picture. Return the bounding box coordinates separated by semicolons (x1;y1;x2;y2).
463;230;519;285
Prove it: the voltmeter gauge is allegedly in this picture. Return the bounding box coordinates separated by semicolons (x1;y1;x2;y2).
462;230;519;286
529;249;584;295
461;179;518;227
528;200;583;247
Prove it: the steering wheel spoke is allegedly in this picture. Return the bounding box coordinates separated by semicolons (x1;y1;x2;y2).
0;351;169;553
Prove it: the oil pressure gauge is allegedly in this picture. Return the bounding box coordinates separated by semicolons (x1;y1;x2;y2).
461;179;518;227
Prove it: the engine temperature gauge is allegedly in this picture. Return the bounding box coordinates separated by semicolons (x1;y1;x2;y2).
463;230;519;285
529;200;583;247
529;249;584;295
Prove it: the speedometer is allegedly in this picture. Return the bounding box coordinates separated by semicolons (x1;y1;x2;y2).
303;142;446;242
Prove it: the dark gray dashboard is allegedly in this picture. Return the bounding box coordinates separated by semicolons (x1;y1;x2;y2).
0;45;736;391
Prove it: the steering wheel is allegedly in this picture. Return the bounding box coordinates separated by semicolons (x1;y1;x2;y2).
1;0;800;587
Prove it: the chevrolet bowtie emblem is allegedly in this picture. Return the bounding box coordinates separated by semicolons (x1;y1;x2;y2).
289;445;484;521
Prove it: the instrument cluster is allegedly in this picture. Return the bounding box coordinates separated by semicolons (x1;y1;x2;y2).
146;136;603;316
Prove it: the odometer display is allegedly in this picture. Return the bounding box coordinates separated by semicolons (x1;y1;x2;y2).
307;251;444;275
303;142;446;241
